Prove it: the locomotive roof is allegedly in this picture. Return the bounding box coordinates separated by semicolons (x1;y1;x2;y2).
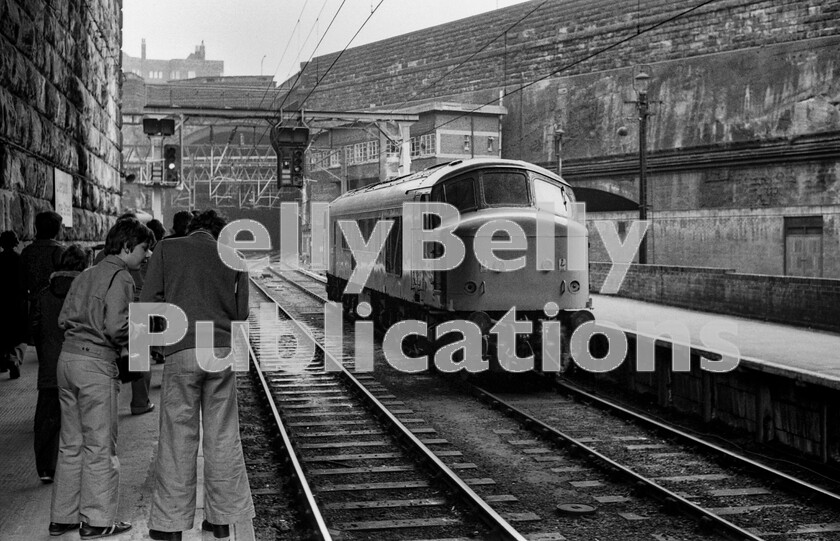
329;158;568;216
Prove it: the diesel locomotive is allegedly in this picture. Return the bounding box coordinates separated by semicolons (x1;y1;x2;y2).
326;158;594;372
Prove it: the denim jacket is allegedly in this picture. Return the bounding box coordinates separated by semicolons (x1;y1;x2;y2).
59;255;135;356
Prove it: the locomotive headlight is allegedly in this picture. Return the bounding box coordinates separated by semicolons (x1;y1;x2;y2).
464;281;478;294
569;280;581;293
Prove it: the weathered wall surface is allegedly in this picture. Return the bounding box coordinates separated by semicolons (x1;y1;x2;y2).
589;261;840;332
588;203;840;277
286;0;840;277
294;0;840;141
507;36;840;161
0;0;123;242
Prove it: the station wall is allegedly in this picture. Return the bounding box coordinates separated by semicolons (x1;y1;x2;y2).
588;203;840;279
292;0;840;277
0;0;123;243
588;261;840;333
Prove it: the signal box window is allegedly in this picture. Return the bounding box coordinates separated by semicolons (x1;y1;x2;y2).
481;171;529;207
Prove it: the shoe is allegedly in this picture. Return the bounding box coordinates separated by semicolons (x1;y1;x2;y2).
131;403;155;415
79;521;132;539
201;520;230;538
49;522;80;536
149;529;182;541
40;473;54;483
9;363;20;379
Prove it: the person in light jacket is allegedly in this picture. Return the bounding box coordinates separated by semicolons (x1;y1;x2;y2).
49;219;153;540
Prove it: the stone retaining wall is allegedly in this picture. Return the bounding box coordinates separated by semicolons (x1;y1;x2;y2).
0;0;123;242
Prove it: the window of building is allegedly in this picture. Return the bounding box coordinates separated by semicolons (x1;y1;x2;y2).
344;141;380;165
329;150;340;168
385;139;400;157
410;133;435;158
310;149;340;170
188;71;196;78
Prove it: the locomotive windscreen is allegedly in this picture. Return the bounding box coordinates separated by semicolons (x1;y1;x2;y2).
481;171;529;207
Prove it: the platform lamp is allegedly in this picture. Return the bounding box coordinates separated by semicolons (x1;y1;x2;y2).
553;125;564;177
633;68;651;264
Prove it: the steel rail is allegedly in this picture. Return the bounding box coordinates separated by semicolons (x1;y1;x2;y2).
243;309;332;540
470;385;764;541
283;266;840;533
554;378;840;509
258;269;528;541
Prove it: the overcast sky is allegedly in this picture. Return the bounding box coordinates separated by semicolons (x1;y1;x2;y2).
122;0;533;82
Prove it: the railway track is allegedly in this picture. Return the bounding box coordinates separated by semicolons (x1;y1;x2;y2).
469;381;840;539
249;268;710;539
252;265;840;540
246;272;532;540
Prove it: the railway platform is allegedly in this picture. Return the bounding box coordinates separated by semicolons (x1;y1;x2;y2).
586;294;840;463
0;349;253;541
591;294;840;387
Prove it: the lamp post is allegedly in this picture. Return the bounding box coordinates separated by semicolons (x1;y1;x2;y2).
553;125;564;177
633;69;651;264
260;55;267;76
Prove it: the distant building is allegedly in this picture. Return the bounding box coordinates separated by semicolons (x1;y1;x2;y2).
122;40;224;83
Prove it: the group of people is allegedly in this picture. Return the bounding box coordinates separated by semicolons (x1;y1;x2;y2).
0;208;254;540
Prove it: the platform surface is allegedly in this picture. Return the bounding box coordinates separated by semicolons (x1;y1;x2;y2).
592;294;840;387
0;349;254;541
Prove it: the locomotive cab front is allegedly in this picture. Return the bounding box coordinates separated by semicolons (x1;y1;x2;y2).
428;164;593;371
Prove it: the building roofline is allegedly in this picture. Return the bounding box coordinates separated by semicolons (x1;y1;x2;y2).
383;101;507;116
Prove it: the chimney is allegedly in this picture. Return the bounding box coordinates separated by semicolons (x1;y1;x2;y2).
141;38;146;60
194;41;206;60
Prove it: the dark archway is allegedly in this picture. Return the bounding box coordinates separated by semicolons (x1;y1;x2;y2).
572;187;639;212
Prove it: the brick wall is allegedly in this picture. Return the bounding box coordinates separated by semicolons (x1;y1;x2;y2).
590;262;840;332
0;0;123;242
294;0;840;112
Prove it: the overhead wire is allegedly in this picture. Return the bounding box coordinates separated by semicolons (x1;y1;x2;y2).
250;0;350;157
269;0;336;111
255;0;312;111
383;0;550;115
419;0;725;137
295;0;386;113
273;0;353;122
308;0;724;171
